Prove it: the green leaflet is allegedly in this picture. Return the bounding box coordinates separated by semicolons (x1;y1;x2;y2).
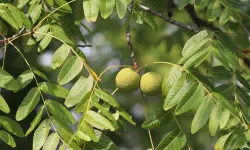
116;0;129;19
179;38;210;64
182;30;210;56
51;44;71;69
42;132;60;150
191;95;214;134
0;116;24;137
194;0;210;10
87;130;119;149
118;108;136;125
16;70;34;91
5;4;23;28
51;25;75;45
175;83;204;115
206;0;221;22
0;68;19;91
77;130;91;141
25;105;45;136
75;91;95;113
39;82;69;98
0;130;16;147
164;73;193;111
32;69;50;81
178;0;192;9
0;95;10;113
162;66;182;97
209;103;222;136
52;115;81;149
29;3;42;23
83;0;100;22
37;32;53;53
219;8;231;25
219;109;230;129
55;0;72;13
142;111;171;129
183;47;210;69
85;110;115;131
16;87;40;121
0;4;19;30
45;99;76;124
65;76;93;108
94;89;120;108
77;119;98;142
100;0;115;19
57;56;83;85
33;119;51;150
212;92;239;118
214;132;232;150
156;129;187;150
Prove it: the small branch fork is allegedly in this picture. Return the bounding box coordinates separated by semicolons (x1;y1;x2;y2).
139;4;200;33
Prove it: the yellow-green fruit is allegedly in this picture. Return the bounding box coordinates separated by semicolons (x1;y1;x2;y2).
140;72;162;96
115;68;140;92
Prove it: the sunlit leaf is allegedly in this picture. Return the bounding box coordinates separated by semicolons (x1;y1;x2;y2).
100;0;115;19
83;0;100;22
55;0;72;13
58;56;83;85
42;132;60;150
85;110;115;131
191;95;214;134
16;87;40;121
0;95;10;113
38;32;53;53
16;70;34;91
25;105;45;136
219;109;230;129
33;119;51;150
51;44;71;69
65;76;93;107
209;103;222;136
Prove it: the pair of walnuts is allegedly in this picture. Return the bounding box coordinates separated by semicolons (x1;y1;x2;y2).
115;68;163;95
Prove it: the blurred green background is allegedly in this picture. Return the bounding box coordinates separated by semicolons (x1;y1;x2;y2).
1;0;250;150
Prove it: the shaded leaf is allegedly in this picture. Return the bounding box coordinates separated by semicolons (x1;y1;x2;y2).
45;100;76;124
0;130;16;147
156;129;186;150
142;111;171;129
39;82;69;98
119;108;136;125
0;116;24;137
206;1;221;21
0;68;19;91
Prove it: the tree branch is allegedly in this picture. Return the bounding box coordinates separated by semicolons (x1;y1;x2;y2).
0;27;25;46
126;26;139;72
185;4;220;31
139;4;200;33
76;44;92;48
